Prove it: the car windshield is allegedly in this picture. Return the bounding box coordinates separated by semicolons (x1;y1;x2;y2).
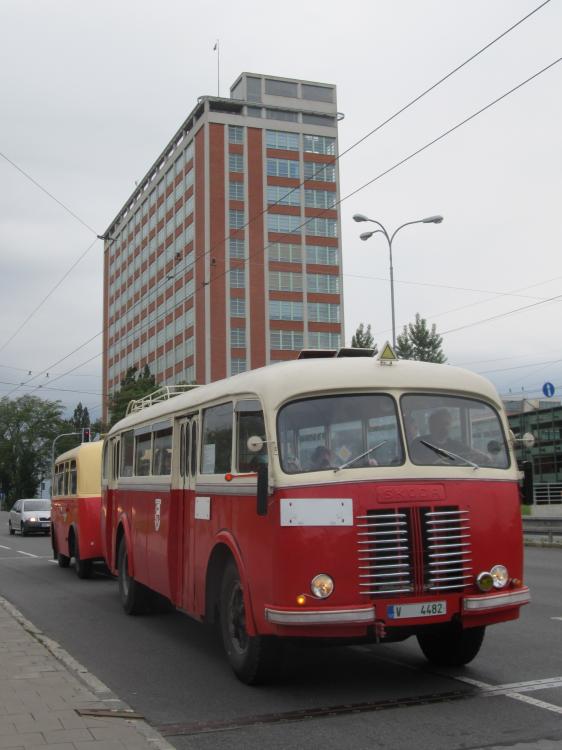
277;394;403;473
23;500;51;512
401;394;509;469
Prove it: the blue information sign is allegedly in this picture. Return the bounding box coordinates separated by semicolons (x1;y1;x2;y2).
543;382;555;398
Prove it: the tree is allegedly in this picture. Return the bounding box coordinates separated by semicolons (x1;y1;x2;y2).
395;313;446;363
351;323;377;353
71;402;90;430
108;365;157;426
0;396;65;505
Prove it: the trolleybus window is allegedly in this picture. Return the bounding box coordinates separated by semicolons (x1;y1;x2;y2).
236;400;266;472
153;426;172;475
401;394;509;469
121;431;134;477
278;393;403;473
201;403;233;474
69;460;77;495
135;431;152;476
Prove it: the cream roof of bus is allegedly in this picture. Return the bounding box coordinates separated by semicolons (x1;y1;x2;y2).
54;441;102;496
109;358;503;435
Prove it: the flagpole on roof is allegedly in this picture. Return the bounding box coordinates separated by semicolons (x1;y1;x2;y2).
213;39;220;96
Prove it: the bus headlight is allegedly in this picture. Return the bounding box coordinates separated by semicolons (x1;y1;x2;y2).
311;574;334;599
491;564;509;589
476;571;494;592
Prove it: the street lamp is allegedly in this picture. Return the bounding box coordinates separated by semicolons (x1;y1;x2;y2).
353;213;443;348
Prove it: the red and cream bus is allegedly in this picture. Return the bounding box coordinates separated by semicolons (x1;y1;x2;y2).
52;441;104;579
101;350;530;684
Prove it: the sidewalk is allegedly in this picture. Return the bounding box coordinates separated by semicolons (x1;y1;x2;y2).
0;597;173;750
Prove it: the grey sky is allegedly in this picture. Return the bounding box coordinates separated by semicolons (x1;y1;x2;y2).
1;0;561;420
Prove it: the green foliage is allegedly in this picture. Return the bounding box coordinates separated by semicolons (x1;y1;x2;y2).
395;313;446;363
108;365;157;426
0;396;65;505
351;323;378;353
71;402;90;430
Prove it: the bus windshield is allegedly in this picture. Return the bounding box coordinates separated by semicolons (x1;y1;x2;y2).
277;393;403;473
401;394;510;469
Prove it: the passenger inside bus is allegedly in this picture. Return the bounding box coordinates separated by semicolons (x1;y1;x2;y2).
309;446;338;470
411;408;487;465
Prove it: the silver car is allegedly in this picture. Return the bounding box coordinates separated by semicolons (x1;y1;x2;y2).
9;499;51;536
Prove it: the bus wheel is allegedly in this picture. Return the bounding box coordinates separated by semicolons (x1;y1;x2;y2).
219;560;282;685
57;552;71;568
117;538;149;615
417;624;485;667
74;539;93;580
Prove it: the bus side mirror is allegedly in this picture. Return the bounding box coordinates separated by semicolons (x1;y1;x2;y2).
517;459;533;506
257;463;268;516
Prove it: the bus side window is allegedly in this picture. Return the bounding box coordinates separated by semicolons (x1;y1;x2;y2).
63;462;69;496
135;433;152;477
102;441;110;481
121;431;134;477
201;404;232;474
153;428;172;475
70;460;77;495
190;419;197;476
236;400;266;472
179;424;186;478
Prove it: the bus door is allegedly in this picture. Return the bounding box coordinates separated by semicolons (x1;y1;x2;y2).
105;436;120;569
177;414;198;611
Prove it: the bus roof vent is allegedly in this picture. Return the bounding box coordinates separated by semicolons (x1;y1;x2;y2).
297;348;375;360
126;384;199;415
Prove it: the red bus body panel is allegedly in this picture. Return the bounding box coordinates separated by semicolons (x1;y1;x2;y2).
52;495;104;562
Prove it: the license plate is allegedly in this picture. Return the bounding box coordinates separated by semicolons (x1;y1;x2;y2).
387;601;447;619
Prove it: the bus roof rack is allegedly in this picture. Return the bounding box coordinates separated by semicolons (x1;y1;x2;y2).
126;384;199;415
297;348;375;360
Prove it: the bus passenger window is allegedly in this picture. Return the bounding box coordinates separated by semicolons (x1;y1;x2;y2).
70;460;77;495
121;431;134;477
63;463;70;495
201;403;232;474
153;428;172;475
190;420;198;476
135;433;152;476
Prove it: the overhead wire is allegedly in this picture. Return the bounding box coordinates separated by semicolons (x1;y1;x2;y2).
4;2;555;399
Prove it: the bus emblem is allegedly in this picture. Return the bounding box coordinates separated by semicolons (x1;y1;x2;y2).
154;498;162;531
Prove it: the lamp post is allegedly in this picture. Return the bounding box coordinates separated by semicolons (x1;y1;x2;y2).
353;213;443;348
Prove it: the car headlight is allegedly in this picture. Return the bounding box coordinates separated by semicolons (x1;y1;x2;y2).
28;517;37;523
310;574;334;599
476;571;494;592
490;564;509;589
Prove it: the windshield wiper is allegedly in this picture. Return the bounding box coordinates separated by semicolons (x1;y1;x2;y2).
334;441;387;472
419;440;479;470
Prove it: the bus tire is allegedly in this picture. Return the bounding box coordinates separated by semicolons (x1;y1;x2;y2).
417;624;485;667
117;538;149;615
219;560;282;685
57;552;71;568
74;538;93;580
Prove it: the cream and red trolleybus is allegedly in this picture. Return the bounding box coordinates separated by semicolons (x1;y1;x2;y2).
52;441;104;579
100;349;530;683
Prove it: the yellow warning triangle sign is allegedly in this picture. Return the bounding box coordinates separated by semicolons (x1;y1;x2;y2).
377;340;398;363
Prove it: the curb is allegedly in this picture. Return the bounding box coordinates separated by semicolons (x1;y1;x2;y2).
0;595;176;750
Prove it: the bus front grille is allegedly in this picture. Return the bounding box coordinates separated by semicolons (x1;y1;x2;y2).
357;506;472;597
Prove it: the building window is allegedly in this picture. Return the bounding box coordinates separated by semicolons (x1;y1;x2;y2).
308;302;340;323
305;189;337;209
305;218;338;237
265;109;299;123
231;327;246;347
266;130;299;151
246;106;262;118
269;300;303;321
247;76;262;102
269;270;303;292
229;209;245;229
306;244;338;265
267;158;299;179
309;331;341;349
229;239;245;259
304;161;336;183
267;214;301;234
302;113;336;127
265;78;298;98
303;135;336;156
231;358;247;375
231;297;246;317
301;84;333;103
271;330;304;350
267;185;300;207
230;269;246;288
229;153;244;172
269;242;302;263
228;125;244;144
229;181;244;201
307;273;339;293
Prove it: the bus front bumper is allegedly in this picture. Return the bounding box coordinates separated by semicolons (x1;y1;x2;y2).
265;605;376;626
462;586;530;613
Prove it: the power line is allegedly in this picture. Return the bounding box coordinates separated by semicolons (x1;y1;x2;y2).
0;379;104;397
7;4;553;399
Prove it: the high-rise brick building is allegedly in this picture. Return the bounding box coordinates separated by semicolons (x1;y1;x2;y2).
102;72;344;418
